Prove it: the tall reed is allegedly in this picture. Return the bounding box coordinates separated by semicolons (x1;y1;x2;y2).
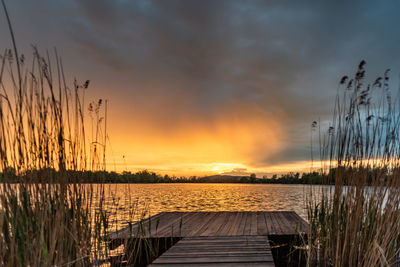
307;61;400;266
0;1;111;265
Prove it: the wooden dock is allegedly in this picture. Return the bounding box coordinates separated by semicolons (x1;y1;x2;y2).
108;211;308;266
148;236;274;266
110;211;308;240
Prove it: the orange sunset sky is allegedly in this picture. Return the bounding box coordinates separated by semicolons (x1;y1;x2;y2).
1;1;400;177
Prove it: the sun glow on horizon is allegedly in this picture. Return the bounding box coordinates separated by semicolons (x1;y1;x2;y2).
107;159;320;177
210;163;246;174
105;101;295;177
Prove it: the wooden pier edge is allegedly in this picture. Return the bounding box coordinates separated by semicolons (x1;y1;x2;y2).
107;211;309;266
109;211;309;241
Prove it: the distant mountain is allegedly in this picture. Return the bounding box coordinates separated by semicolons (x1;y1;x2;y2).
197;175;248;183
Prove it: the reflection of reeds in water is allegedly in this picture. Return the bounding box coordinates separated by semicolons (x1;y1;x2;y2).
307;61;400;266
0;1;133;265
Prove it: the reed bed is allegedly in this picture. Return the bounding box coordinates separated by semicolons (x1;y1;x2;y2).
0;2;145;265
0;3;185;265
307;61;400;266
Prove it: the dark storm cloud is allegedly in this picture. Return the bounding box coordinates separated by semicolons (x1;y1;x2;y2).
2;0;400;169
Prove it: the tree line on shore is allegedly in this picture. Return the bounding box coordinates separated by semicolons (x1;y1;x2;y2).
1;166;390;185
0;167;326;184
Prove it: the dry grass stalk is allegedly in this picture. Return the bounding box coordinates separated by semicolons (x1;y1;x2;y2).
0;1;115;265
307;61;400;266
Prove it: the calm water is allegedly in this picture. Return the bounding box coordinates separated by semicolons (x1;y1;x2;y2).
100;183;316;228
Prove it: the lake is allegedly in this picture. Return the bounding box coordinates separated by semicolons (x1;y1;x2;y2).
99;183;318;229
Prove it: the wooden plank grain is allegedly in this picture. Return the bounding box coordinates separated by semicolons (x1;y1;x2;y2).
227;211;243;236
256;211;268;235
151;236;274;266
109;212;166;239
276;211;292;235
285;212;307;234
154;255;273;263
243;212;252;235
149;263;275;267
155;212;195;237
177;212;210;237
263;212;275;235
110;211;309;240
199;212;228;236
191;212;221;237
270;211;284;235
150;212;185;237
250;212;258;235
217;211;237;236
283;211;301;234
237;212;248;235
214;212;235;236
290;211;309;232
111;210;309;266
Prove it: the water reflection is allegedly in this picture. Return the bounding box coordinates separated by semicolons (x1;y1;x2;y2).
98;183;315;229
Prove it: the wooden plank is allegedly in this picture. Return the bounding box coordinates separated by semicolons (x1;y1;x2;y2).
289;211;309;232
217;211;237;236
164;251;272;256
199;212;228;236
139;212;179;237
250;212;258;235
180;212;214;237
168;244;270;249
138;212;177;236
213;212;235;236
150;236;274;266
187;238;267;242
263;212;274;235
270;212;284;234
155;258;274;263
176;238;268;243
227;211;243;236
109;211;309;240
109;211;167;240
177;240;267;244
226;212;238;236
191;212;220;236
155;212;193;237
243;212;252;235
189;212;212;233
136;212;180;236
149;263;274;267
276;211;292;235
257;211;268;235
237;212;248;235
285;212;308;233
111;211;312;266
214;212;234;236
167;246;272;251
266;212;277;235
282;212;301;234
164;252;272;257
157;212;195;237
166;249;272;254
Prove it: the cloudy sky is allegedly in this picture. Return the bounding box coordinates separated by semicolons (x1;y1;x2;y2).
1;0;400;176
